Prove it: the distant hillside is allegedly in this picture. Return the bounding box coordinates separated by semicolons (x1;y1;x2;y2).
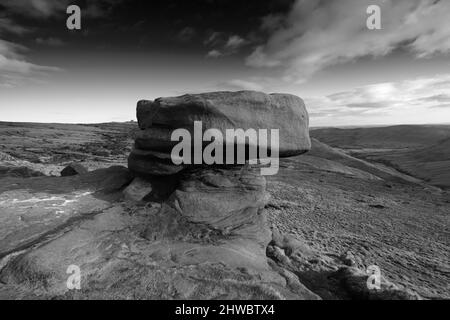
0;121;137;175
310;125;450;189
311;125;450;149
305;138;424;185
357;138;450;189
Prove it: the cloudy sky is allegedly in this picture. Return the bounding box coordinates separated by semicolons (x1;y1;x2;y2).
1;0;450;126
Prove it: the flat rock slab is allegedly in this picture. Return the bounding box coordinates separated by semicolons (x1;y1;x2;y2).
123;177;153;202
0;166;132;259
0;204;319;299
136;90;311;157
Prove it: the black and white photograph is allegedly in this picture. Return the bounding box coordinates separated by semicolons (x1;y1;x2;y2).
0;0;449;305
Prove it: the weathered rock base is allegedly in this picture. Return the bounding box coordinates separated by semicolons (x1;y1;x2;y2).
0;166;320;299
0;167;419;299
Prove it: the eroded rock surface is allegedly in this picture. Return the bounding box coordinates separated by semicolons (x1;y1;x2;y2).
128;148;185;176
136;91;310;156
0;166;319;299
0;164;427;299
129;91;311;176
61;163;88;177
0;96;431;300
0;166;45;178
0;166;132;260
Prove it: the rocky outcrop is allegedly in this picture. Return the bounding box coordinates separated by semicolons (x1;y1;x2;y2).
0;165;320;299
123;90;316;298
0;165;421;300
0;113;435;300
0;91;315;299
128;91;312;268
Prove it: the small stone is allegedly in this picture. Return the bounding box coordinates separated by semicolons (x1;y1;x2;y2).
341;251;357;267
60;163;88;176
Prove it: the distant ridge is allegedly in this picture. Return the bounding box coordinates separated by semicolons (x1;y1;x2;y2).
311;125;450;189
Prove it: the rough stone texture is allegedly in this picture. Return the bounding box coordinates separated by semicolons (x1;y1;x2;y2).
123;177;153;202
60;163;88;177
166;167;270;245
266;229;421;300
136;91;311;157
0;166;132;260
134;127;174;152
0;166;320;300
128;147;185;176
145;166;271;246
0;166;45;178
0;121;444;300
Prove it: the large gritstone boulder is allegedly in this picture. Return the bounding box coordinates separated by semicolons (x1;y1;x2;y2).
136;90;310;157
129;90;311;176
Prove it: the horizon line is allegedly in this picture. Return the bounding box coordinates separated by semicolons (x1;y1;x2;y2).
1;120;450;129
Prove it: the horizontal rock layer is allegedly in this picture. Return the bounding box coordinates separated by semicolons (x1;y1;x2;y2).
158;166;271;246
128;147;185;176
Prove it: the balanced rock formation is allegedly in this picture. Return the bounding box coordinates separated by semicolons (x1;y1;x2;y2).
123;90;318;298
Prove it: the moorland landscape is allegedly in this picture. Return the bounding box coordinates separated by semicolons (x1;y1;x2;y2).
0;119;448;299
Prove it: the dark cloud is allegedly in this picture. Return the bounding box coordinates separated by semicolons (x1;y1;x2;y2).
0;0;72;18
205;34;248;58
0;17;31;35
177;27;196;42
247;0;450;82
35;37;65;47
0;0;296;62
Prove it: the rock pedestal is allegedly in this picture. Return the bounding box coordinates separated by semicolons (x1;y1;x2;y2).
124;90;316;298
127;91;312;259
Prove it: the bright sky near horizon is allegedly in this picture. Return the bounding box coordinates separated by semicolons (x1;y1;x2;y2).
1;0;450;126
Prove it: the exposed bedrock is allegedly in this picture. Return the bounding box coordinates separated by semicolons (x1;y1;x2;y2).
0;166;319;299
